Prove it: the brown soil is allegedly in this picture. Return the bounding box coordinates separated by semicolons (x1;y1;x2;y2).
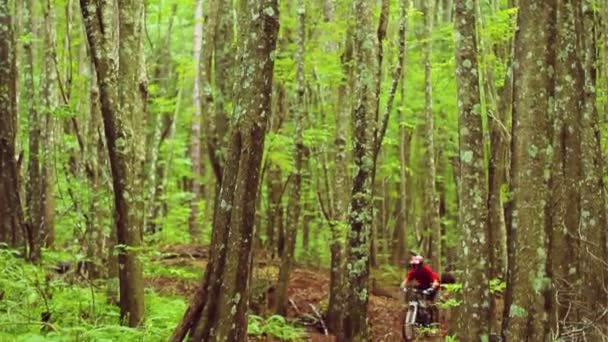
147;244;446;341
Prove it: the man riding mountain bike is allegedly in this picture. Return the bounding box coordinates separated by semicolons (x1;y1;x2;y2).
400;255;443;338
400;255;440;301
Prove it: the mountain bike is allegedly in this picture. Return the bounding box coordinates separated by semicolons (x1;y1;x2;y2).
401;287;437;341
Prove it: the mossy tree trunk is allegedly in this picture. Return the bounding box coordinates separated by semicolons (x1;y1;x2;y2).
326;11;352;336
453;0;490;339
503;0;555;340
80;0;147;327
342;1;378;341
579;0;608;334
170;1;279;340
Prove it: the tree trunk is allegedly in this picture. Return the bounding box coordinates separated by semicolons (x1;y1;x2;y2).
80;0;147;327
503;0;555;339
342;1;378;341
326;21;352;337
453;0;490;339
213;0;233;169
393;5;412;265
41;0;57;248
86;66;107;279
392;128;412;266
188;0;205;242
201;0;221;185
145;4;177;234
170;1;279;340
275;0;305;316
422;0;442;272
0;0;26;251
23;0;42;261
547;0;583;331
579;0;608;333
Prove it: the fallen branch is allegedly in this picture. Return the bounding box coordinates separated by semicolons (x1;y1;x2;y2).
289;298;301;316
309;303;328;335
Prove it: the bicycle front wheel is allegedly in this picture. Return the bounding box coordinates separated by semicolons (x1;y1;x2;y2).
402;309;415;341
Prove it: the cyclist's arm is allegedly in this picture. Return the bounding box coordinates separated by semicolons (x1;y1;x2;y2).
425;266;441;289
401;269;415;288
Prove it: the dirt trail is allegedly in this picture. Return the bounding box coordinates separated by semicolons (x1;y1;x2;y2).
148;245;445;341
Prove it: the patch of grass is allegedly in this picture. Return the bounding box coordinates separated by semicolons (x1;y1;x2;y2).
248;315;307;341
0;248;309;341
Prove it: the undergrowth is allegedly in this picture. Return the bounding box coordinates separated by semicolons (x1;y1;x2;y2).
0;248;306;341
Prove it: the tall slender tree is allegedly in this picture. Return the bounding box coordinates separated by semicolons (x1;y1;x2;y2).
0;0;26;250
392;0;412;267
40;0;57;248
24;0;43;261
170;0;279;340
342;0;378;340
275;0;305;316
454;0;490;339
325;5;352;334
80;0;147;327
189;0;205;241
422;0;442;271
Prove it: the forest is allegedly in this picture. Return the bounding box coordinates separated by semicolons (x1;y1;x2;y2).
0;0;607;341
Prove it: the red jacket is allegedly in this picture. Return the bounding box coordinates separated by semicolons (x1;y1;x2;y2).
405;265;440;289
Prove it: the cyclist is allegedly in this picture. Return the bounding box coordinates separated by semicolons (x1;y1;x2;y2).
400;255;440;300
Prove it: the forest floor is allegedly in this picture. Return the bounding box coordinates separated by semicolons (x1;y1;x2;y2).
148;244;448;342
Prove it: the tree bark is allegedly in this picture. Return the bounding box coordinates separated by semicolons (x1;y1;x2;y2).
170;1;279;340
40;0;57;249
579;0;608;333
23;0;43;261
0;0;26;251
188;0;205;242
504;1;555;340
275;0;305;316
80;0;147;327
325;17;352;337
201;0;221;185
422;0;442;272
342;1;378;340
213;0;233;169
454;0;490;339
547;0;583;331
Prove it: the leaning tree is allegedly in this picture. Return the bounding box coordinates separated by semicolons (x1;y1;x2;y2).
170;0;280;340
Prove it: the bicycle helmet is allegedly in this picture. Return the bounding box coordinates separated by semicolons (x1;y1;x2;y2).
409;255;424;265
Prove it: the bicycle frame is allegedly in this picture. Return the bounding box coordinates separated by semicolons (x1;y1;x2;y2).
405;299;419;325
402;288;433;341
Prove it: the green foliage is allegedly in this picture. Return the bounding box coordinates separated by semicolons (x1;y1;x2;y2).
375;264;404;285
509;304;528;318
489;278;507;294
0;249;187;340
438;298;462;309
265;132;295;173
445;335;460;342
418;326;440;335
443;282;463;294
247;315;306;341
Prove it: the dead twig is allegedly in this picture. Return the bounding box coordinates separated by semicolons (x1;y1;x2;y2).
289;298;301;316
308;303;328;335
